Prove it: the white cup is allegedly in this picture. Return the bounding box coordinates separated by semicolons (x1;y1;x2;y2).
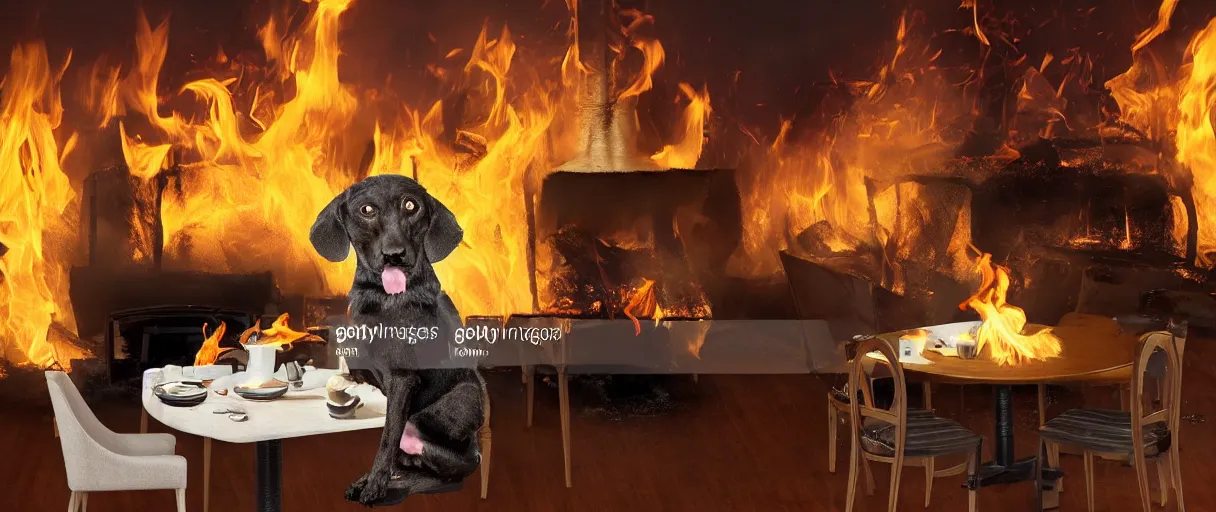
142;368;165;392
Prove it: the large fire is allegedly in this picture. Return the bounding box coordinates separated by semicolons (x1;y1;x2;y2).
0;0;706;370
1;0;1215;372
960;252;1062;366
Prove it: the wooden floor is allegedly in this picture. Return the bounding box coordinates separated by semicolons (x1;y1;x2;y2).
3;353;1212;511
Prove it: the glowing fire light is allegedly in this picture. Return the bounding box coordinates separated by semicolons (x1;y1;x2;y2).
959;252;1062;366
194;322;235;366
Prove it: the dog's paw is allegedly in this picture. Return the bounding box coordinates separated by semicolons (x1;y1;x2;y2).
344;474;369;502
356;471;391;506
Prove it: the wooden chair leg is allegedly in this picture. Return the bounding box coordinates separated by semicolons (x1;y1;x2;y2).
924;457;934;507
1133;455;1152;512
888;452;905;512
1155;457;1170;507
921;381;932;411
1169;446;1186;512
175;489;186;512
80;492;87;512
558;367;572;488
862;456;876;496
1083;451;1095;512
1048;442;1062;492
845;442;860;512
524;365;534;428
827;403;838;473
67;491;78;512
140;409;148;434
968;448;979;512
480;427;492;499
203;437;212;512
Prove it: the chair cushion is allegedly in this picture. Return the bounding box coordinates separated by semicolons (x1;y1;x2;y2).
860;409;982;458
1040;408;1171;456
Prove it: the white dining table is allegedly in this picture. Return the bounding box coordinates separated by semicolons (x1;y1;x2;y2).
142;369;387;512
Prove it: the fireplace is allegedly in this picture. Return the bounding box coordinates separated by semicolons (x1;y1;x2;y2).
1;0;1215;381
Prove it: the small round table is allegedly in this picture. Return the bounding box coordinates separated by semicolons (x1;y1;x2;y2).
875;313;1140;491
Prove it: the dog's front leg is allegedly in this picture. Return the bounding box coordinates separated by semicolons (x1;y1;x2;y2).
348;371;419;506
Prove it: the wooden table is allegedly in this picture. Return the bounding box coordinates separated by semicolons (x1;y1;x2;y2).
874;313;1139;491
143;370;388;512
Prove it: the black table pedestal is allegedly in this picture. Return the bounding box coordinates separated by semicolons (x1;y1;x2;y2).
962;386;1062;498
255;440;283;512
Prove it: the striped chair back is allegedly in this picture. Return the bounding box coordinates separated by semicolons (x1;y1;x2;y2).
848;338;908;460
1131;330;1182;460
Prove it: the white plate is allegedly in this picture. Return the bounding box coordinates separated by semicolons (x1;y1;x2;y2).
155;381;208;399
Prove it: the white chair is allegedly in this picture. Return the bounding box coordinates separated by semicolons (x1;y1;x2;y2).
45;371;188;511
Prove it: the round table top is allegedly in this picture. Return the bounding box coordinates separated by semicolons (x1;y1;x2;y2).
877;313;1140;385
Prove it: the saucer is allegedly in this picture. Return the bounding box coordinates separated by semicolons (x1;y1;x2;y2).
234;379;290;401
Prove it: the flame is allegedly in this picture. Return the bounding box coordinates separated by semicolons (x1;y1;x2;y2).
0;0;716;370
194;322;234;366
1176;19;1216;266
244;313;324;351
1103;0;1181;141
651;83;711;169
0;43;80;370
959;253;1062;366
613;9;665;102
623;278;665;335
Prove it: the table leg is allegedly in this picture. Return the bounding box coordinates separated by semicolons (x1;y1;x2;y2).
968;385;1063;491
995;385;1015;466
255;440;282;512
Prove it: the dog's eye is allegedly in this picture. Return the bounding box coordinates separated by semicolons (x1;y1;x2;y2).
404;199;417;213
358;204;377;217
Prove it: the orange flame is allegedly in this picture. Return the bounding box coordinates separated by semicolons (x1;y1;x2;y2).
0;43;79;369
1176;19;1216;266
623;279;665;336
959;253;1062;366
651;83;711;169
194;322;235;366
242;313;324;352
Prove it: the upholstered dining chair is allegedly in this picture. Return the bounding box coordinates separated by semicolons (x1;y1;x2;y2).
1036;330;1186;512
844;338;982;512
45;371;188;512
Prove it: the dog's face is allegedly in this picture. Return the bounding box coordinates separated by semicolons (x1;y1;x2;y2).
310;175;463;294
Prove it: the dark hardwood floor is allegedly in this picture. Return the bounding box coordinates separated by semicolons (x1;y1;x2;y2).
2;348;1212;511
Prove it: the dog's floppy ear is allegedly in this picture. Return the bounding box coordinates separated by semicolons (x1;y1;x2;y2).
424;194;463;263
310;190;352;262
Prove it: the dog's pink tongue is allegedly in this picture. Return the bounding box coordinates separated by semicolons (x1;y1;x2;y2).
382;266;407;295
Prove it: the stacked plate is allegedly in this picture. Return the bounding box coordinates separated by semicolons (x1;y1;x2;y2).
152;381;209;407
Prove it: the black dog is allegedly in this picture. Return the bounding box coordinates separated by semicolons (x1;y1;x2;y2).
310;174;486;506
